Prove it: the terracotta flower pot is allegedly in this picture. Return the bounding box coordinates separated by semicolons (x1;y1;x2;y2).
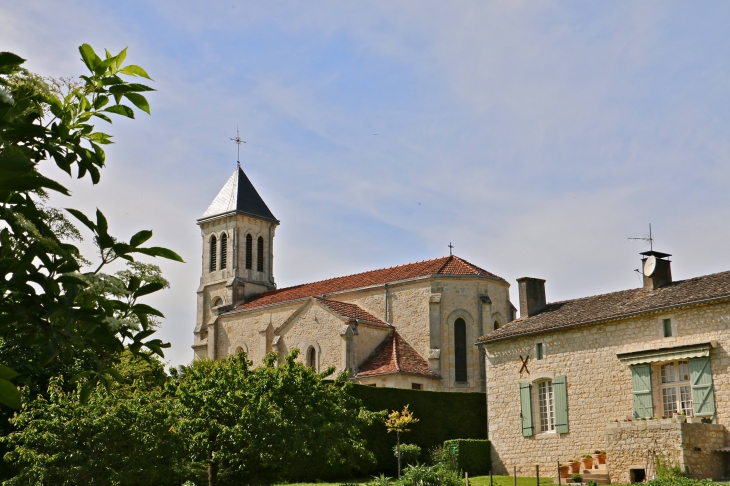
569;461;581;474
560;465;571;478
582;457;594;469
596;453;606;465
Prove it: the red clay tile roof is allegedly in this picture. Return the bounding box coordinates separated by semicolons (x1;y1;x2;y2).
315;298;389;327
479;270;730;343
235;255;504;311
355;331;439;378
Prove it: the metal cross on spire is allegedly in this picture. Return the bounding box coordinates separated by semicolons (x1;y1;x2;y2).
230;126;246;167
448;242;454;256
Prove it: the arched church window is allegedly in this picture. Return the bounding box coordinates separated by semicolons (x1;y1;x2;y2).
209;235;217;272
454;318;467;382
245;234;252;269
257;236;264;272
494;321;500;330
220;233;228;269
307;347;316;369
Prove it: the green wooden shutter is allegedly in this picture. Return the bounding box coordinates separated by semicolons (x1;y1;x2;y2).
690;357;716;420
519;381;534;437
554;375;569;433
631;364;653;418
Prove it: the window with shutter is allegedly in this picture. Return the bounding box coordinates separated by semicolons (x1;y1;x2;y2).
257;236;264;272
245;234;252;269
554;375;569;433
689;356;716;420
519;381;534;437
220;233;227;269
209;236;217;272
631;364;653;418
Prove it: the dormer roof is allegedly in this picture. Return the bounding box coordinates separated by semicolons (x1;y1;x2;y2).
199;166;278;223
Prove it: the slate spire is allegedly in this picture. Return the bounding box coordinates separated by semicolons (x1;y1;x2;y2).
199;167;278;222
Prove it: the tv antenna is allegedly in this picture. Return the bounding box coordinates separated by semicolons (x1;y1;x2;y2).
628;223;654;252
230;126;246;167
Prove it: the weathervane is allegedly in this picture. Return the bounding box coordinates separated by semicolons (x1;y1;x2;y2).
448;242;454;256
628;223;654;251
230;126;246;167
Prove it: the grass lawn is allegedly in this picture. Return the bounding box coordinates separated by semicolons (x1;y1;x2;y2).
280;475;555;486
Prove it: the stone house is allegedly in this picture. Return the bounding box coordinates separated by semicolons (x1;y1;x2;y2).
478;251;730;482
193;166;515;391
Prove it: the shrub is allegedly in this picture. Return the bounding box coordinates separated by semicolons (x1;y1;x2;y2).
394;444;422;467
572;473;583;483
399;463;464;486
348;385;487;475
646;479;714;486
442;439;491;476
655;453;688;479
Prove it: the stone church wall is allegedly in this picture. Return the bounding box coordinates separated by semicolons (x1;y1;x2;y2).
483;300;730;479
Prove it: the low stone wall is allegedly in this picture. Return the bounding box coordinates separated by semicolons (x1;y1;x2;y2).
605;422;725;483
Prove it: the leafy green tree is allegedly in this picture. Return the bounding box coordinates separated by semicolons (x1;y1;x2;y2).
176;350;380;486
385;404;419;479
1;371;184;485
0;45;182;409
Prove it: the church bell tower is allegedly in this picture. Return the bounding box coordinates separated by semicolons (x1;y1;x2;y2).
192;165;279;359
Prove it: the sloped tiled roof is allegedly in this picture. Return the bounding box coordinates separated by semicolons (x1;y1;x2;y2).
479;270;730;343
235;255;504;311
315;298;389;327
355;331;439;378
199;167;277;222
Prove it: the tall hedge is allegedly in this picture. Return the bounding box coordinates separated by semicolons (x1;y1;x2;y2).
443;439;491;476
348;385;487;476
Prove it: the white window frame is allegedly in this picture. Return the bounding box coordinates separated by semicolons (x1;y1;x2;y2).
659;360;693;418
533;379;556;434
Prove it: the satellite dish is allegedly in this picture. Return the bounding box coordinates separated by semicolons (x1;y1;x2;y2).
644;255;657;277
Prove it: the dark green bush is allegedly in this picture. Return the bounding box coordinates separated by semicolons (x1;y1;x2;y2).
442;439;491;476
394;443;421;467
645;479;714;486
348;384;487;476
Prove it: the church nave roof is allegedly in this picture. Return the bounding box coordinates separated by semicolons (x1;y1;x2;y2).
315;298;389;327
234;255;505;311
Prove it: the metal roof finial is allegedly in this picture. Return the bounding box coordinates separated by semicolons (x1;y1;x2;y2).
230;126;246;168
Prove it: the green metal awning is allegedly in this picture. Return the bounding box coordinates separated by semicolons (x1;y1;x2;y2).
617;342;711;366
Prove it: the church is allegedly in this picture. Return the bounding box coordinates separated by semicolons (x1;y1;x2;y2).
192;166;515;391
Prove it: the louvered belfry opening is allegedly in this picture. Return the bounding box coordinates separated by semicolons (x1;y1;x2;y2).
454;318;467;382
257;236;264;272
245;234;252;269
209;236;217;272
220;233;227;269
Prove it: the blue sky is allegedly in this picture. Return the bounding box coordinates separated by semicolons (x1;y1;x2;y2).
4;1;730;367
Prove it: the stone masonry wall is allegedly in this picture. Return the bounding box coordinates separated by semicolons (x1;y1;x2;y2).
605;422;724;483
209;274;512;391
484;300;730;479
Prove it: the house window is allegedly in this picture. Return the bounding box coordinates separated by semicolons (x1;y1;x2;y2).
245;234;252;269
493;321;500;330
454;318;467;382
663;319;673;338
220;233;227;269
537;380;555;432
536;342;545;361
307;347;316;369
209;236;217;272
412;383;423;390
257;236;264;272
660;360;693;417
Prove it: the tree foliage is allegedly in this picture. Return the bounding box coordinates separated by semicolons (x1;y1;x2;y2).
175;350;380;485
385;405;419;479
1;366;184;485
0;45;182;408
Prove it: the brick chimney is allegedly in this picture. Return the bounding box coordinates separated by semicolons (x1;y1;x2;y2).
641;251;672;291
517;277;546;318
